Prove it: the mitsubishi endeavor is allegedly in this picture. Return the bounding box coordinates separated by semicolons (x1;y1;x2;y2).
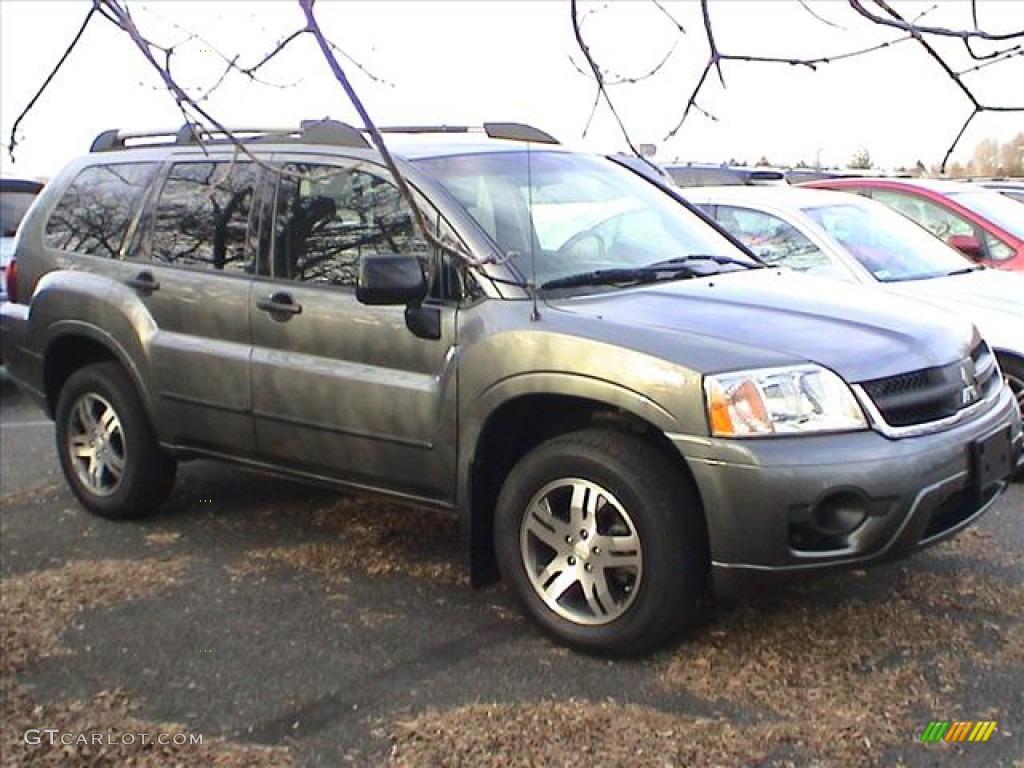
2;121;1020;655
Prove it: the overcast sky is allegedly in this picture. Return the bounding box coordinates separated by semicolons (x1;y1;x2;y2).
1;0;1021;180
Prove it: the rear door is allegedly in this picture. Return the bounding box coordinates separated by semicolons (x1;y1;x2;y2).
127;159;263;453
249;157;459;502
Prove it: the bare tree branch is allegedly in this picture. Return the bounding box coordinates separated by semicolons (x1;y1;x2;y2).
666;1;913;140
651;0;685;33
848;0;1024;41
569;0;643;156
956;47;1023;75
798;1;846;31
95;1;247;154
569;39;679;87
7;5;97;162
296;0;482;267
240;29;306;76
8;0;1023;192
866;0;1024;170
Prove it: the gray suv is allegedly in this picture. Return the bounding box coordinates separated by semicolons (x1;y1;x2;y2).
2;121;1021;655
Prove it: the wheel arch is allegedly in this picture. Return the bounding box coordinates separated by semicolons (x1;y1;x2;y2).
462;378;705;587
994;349;1024;416
42;322;150;420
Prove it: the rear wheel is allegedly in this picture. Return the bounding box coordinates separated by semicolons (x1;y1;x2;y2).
55;362;176;519
495;428;708;656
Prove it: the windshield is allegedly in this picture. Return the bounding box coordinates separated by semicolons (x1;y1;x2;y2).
948;190;1024;239
414;150;755;289
803;201;976;282
1;190;40;237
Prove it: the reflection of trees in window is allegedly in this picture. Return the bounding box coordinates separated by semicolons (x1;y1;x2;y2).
273;164;428;286
151;162;259;271
44;164;157;257
873;191;972;241
720;206;827;271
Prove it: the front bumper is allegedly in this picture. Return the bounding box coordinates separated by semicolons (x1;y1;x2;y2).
674;383;1022;596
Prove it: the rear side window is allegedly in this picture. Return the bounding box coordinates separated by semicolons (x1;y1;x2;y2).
150;162;261;272
44;164;156;257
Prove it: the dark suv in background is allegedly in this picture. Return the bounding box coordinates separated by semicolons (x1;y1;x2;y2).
2;122;1020;655
1;177;44;304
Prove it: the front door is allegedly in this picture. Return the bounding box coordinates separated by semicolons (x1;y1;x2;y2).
250;158;458;503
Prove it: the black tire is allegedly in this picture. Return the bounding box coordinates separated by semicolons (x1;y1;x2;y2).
999;354;1024;422
494;428;708;656
55;362;176;519
998;354;1024;481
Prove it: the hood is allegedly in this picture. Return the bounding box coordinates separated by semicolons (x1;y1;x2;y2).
887;269;1024;354
556;269;977;383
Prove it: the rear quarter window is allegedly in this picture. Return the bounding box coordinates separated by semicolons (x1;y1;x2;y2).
44;163;157;257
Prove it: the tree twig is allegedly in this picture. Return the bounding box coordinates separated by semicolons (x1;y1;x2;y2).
7;5;97;162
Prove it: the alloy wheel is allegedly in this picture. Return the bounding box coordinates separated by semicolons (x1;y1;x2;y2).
519;477;643;626
66;392;126;497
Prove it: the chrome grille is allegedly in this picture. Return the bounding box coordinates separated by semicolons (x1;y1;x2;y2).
860;342;1000;429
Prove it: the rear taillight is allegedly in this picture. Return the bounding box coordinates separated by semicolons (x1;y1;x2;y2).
4;258;18;304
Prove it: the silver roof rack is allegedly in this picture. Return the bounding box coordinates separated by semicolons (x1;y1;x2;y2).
89;120;558;153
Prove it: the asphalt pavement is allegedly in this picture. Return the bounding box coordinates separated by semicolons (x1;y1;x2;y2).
2;376;1022;766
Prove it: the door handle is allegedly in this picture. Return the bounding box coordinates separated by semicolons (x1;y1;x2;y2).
256;292;303;316
125;271;160;292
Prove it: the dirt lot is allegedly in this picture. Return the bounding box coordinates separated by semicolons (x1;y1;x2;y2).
2;380;1022;767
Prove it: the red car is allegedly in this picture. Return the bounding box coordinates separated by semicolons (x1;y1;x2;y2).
803;177;1024;271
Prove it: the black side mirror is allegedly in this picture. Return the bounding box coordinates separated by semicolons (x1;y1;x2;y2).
356;253;428;306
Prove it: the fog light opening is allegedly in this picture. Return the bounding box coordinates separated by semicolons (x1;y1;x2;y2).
789;491;871;553
812;492;869;536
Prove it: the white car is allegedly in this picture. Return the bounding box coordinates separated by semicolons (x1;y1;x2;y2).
681;185;1024;416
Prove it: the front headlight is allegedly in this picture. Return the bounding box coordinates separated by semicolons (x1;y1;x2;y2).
704;365;867;437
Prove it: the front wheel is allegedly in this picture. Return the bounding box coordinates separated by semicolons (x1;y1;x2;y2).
494;429;708;656
999;354;1024;422
998;354;1024;481
55;362;176;519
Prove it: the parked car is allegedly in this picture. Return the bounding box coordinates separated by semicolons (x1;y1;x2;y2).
1;178;44;303
803;177;1024;270
784;169;861;185
975;180;1024;205
1;178;44;366
2;121;1020;655
664;163;786;187
681;185;1024;421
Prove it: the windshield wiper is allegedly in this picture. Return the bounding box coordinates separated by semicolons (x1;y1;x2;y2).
540;253;757;291
540;267;683;291
646;254;761;270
